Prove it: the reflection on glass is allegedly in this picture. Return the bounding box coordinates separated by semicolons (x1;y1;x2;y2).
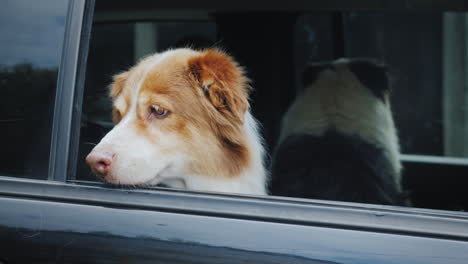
0;0;68;179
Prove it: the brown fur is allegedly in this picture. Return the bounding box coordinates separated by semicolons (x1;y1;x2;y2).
186;49;251;177
188;50;250;121
110;71;128;99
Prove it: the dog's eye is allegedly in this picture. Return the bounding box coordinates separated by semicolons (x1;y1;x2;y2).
150;105;169;119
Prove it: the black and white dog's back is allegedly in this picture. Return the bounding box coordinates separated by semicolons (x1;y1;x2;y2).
271;58;405;205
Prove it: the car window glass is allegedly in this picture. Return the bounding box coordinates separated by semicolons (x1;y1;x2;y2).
0;0;69;179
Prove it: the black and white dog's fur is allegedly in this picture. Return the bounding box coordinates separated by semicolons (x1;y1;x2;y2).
271;58;406;205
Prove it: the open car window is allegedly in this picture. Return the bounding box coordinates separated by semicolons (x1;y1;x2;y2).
69;2;468;213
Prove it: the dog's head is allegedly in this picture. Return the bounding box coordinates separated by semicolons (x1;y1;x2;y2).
86;48;252;186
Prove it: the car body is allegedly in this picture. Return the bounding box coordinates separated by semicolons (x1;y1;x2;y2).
1;0;468;263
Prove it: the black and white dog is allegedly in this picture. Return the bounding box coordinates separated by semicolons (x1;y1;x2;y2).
271;58;406;205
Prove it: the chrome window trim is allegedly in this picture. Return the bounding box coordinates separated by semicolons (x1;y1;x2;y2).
49;0;88;182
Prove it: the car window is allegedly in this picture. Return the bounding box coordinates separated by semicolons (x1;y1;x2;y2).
0;0;69;179
74;3;468;213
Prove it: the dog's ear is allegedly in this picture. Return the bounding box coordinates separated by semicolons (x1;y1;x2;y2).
348;59;390;101
109;71;130;99
188;49;250;123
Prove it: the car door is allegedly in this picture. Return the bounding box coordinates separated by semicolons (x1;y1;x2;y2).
1;1;468;264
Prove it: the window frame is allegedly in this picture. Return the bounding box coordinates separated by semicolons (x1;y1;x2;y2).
45;0;94;182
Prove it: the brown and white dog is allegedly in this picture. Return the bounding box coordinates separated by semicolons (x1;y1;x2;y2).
86;48;267;195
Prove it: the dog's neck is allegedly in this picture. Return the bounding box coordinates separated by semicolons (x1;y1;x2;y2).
161;112;268;195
